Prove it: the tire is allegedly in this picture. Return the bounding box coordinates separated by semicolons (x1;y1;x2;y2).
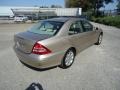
95;34;103;45
60;49;75;69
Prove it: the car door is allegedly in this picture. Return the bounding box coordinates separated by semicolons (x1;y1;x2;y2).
68;21;89;52
80;20;97;47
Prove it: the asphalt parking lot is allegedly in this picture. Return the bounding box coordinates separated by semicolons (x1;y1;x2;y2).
0;23;120;90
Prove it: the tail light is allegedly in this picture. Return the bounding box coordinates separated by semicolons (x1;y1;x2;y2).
32;42;51;55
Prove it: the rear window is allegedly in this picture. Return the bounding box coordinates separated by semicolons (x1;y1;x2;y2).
29;21;64;35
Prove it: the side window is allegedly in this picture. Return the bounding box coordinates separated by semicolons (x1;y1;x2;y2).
81;21;93;32
69;21;82;35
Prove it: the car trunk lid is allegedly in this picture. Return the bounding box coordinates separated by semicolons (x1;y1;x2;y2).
14;31;52;54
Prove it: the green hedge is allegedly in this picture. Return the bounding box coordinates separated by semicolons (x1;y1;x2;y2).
92;16;120;28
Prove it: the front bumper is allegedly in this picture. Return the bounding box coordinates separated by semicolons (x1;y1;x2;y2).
14;46;65;69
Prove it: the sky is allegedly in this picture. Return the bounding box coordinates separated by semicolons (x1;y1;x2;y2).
0;0;65;7
0;0;118;10
101;0;118;10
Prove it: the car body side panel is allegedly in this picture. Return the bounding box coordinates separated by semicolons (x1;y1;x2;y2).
81;31;97;47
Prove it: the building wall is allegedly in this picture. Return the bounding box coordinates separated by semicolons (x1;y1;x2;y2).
12;8;82;16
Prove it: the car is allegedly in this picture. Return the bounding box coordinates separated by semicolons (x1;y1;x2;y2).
14;15;28;22
13;17;103;69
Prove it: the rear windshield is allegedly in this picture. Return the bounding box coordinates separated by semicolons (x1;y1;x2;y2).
29;21;64;35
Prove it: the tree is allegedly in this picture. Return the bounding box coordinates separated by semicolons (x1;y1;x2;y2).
65;0;113;15
117;0;120;14
65;0;92;11
90;0;113;16
51;5;62;8
117;0;120;9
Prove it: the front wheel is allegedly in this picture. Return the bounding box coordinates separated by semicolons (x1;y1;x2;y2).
60;49;75;69
95;34;103;45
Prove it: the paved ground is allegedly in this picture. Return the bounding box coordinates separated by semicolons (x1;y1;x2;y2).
0;23;120;90
0;20;14;24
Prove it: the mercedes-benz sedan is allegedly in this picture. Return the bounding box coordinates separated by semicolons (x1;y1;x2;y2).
14;17;103;69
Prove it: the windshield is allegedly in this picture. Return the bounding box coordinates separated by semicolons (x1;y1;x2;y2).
29;21;64;35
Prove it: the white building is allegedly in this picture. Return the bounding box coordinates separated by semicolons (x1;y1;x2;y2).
0;6;82;19
0;6;14;17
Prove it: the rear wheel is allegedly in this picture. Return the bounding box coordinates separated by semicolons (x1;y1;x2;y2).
60;49;75;69
95;34;103;45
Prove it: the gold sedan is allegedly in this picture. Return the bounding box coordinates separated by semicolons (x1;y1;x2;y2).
14;17;103;69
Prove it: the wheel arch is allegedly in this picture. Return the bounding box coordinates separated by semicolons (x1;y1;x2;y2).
68;47;77;56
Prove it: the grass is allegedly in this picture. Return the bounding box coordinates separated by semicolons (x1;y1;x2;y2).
92;16;120;28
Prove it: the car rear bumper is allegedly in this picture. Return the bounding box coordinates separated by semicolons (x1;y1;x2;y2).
14;46;65;69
